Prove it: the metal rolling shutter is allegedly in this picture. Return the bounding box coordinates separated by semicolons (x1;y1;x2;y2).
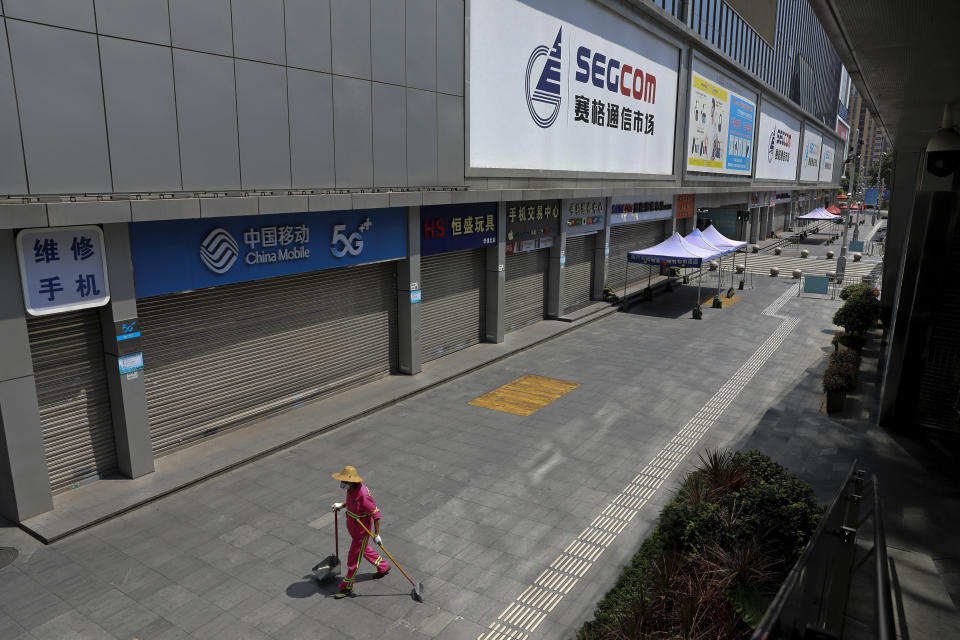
139;262;397;455
504;248;548;333
420;249;485;363
27;309;116;492
562;235;593;311
608;221;670;291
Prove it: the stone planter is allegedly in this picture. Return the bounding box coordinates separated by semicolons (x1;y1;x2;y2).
751;244;759;253
853;252;862;262
708;260;718;271
826;250;834;259
825;390;846;413
800;249;809;258
770;267;780;276
792;269;802;279
735;264;745;274
826;271;837;280
774;247;782;255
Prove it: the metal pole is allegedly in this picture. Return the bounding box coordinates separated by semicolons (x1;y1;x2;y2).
621;257;629;310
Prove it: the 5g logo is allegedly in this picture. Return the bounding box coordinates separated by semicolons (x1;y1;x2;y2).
330;217;372;258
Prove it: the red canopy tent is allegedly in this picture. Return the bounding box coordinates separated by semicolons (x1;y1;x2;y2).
836;193;849;200
826;205;842;215
850;202;863;210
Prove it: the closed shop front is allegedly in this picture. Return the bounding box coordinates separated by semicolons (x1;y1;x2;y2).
129;207;406;455
419;202;497;362
27;310;116;492
561;198;605;312
503;200;560;332
608;196;673;289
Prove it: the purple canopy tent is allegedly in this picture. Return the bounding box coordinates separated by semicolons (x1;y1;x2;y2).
626;232;721;315
700;225;749;291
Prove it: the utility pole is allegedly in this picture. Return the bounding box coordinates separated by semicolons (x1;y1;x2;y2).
838;125;860;281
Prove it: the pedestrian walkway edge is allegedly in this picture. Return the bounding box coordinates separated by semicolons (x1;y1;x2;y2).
20;304;620;544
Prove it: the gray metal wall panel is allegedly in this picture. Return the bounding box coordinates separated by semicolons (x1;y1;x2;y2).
284;0;331;72
169;0;232;56
236;59;291;190
7;21;112;194
437;93;464;186
331;0;371;80
288;68;336;189
406;88;437;187
231;0;285;65
563;234;593;309
4;0;95;31
405;0;436;91
436;0;463;96
332;75;374;188
94;0;171;45
420;249;485;362
99;37;182;192
0;24;27;195
372;82;407;188
173;49;240;191
27;309;116;493
138;262;397;455
504;249;548;333
371;0;405;85
608;222;670;290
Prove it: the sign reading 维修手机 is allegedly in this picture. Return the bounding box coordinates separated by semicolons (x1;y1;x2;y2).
128;208;407;297
16;226;111;316
421;203;498;256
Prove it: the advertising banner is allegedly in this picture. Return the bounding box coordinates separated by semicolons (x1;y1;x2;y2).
505;200;561;243
562;198;606;236
421;202;498;256
799;128;823;182
129;208;407;297
755;101;800;181
469;0;679;175
16;225;111;316
610;196;673;225
818;142;835;182
686;70;756;175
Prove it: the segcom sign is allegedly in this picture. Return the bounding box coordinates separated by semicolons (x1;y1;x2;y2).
471;0;679;175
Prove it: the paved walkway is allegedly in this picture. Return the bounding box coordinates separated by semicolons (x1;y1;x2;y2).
2;221;955;639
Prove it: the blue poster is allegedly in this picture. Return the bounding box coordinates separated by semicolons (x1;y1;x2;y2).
726;95;756;172
129;208;407;297
421;203;497;256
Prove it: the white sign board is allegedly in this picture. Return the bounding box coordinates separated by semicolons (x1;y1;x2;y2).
469;0;679;175
819;142;835;182
16;226;110;316
685;71;756;175
755;101;801;181
799;128;823;182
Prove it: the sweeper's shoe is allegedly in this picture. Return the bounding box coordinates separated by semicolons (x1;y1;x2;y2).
334;588;353;599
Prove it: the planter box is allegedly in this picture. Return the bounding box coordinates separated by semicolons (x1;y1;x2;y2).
826;390;846;413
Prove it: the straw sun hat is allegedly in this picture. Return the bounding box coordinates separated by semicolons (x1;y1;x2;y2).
332;465;363;483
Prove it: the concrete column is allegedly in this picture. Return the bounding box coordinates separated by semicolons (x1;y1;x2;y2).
484;202;506;343
881;152;921;313
591;198;612;299
99;224;154;478
547;230;564;318
0;230;53;522
397;207;421;374
748;208;758;243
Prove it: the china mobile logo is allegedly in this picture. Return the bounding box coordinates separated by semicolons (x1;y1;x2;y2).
525;28;562;128
199;228;239;274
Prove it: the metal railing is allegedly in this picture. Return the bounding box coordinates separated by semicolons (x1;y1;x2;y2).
752;462;900;640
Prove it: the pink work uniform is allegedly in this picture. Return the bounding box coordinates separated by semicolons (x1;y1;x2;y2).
340;483;389;590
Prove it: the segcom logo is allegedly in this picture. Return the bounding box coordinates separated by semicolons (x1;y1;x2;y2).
199;228;239;274
525;28;562;128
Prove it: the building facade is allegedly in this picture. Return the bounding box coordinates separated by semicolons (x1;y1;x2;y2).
0;0;844;522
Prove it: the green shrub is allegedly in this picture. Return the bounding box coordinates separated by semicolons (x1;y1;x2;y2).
581;450;822;639
822;349;860;393
832;294;879;335
668;266;682;278
726;287;736;298
839;282;878;301
602;284;619;303
832;332;864;352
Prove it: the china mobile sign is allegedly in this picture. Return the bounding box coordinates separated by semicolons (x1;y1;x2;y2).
469;0;679;175
129;209;407;297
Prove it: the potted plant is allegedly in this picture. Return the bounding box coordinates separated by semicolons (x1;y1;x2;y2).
725;287;736;298
712;295;723;308
823;350;859;413
692;303;703;319
738;278;745;290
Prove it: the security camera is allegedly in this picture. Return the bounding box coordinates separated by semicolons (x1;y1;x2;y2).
926;104;960;177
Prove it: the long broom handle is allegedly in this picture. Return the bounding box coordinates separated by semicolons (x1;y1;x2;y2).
335;509;339;559
354;518;418;589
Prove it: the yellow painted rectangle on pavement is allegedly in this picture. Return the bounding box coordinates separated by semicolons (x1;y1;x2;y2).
468;374;581;416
